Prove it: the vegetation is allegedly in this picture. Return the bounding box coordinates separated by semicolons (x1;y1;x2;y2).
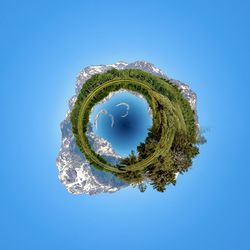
70;68;200;192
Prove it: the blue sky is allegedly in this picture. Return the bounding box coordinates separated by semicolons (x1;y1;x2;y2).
90;91;152;156
1;1;250;249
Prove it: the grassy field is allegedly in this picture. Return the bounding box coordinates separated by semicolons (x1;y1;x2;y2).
77;79;172;173
70;69;198;180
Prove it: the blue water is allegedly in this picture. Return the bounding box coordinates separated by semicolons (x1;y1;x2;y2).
89;91;152;157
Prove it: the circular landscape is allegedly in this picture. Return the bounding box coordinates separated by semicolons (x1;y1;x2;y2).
70;68;200;192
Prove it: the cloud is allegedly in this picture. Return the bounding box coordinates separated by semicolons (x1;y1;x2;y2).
116;102;130;117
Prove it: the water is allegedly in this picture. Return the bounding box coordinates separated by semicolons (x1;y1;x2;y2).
89;91;152;157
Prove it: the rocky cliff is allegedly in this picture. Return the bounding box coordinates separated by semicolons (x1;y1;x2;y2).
56;61;198;195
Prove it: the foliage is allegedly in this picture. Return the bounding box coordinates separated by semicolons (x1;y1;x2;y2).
70;68;201;192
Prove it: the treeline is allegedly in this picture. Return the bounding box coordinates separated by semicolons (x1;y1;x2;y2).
71;68;197;146
116;130;199;192
70;68;200;193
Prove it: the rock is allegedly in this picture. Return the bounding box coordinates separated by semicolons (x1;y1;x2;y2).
56;61;198;195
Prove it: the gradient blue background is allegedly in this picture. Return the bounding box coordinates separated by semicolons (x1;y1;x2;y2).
1;1;249;249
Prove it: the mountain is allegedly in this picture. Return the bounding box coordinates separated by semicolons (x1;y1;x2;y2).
56;61;198;195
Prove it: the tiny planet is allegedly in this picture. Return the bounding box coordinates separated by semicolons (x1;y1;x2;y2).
56;61;205;195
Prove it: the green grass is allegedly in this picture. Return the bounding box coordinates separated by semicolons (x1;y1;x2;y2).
70;69;198;183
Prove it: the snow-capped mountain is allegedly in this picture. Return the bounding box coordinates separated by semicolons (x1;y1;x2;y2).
56;61;198;195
